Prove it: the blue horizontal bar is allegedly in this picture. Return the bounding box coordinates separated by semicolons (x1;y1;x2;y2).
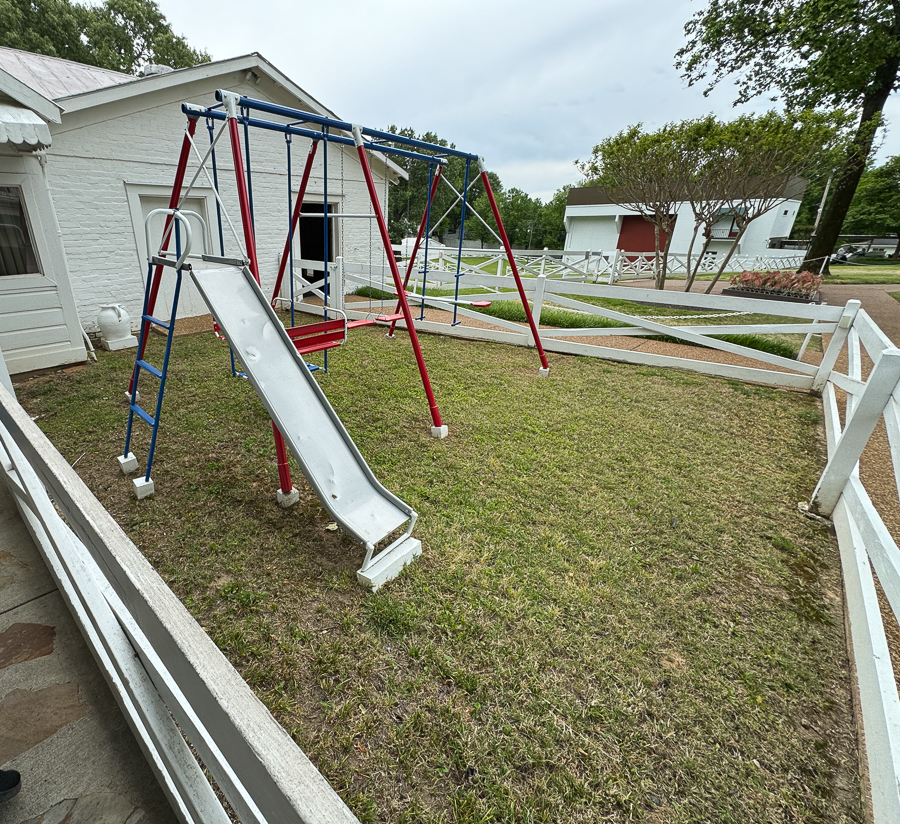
191;106;445;167
210;93;480;160
143;314;170;330
131;404;155;427
137;359;162;378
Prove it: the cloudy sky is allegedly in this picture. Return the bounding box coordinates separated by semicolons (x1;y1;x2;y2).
154;0;900;202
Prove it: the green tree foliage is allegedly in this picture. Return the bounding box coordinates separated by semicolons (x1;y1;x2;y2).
384;126;572;250
842;157;900;248
540;185;572;249
385;127;489;243
0;0;209;74
676;0;900;272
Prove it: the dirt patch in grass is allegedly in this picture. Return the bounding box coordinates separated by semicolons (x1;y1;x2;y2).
14;327;863;823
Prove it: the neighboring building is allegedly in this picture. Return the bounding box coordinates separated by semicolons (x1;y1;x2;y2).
563;181;807;264
0;48;402;375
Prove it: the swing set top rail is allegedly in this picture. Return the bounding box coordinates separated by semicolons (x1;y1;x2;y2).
184;94;479;163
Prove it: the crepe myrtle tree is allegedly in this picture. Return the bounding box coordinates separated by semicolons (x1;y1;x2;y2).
578;124;687;289
700;110;848;293
676;0;900;274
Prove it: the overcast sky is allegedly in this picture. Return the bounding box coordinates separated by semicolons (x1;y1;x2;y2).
154;0;900;202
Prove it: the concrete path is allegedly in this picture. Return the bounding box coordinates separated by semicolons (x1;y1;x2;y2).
818;282;900;346
0;478;175;824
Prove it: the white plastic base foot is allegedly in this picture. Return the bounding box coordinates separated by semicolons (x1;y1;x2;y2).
385;333;395;339
357;537;422;591
133;476;155;499
538;367;550;378
277;487;300;508
431;424;449;439
125;390;140;403
117;452;139;473
101;335;138;351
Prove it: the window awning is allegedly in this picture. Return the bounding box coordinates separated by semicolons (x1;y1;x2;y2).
0;102;51;151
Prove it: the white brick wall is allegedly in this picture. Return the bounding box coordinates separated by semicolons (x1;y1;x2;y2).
47;80;391;332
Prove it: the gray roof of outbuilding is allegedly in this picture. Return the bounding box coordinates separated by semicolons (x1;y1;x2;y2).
0;47;133;101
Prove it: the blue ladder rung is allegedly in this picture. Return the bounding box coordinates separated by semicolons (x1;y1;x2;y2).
142;314;170;330
137;359;162;378
131;404;156;427
306;363;321;372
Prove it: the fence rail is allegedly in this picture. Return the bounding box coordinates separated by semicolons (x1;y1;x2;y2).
0;384;360;824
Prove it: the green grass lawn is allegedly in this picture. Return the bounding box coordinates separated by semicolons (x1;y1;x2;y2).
15;329;861;823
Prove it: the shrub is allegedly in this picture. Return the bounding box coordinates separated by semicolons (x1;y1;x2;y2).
728;270;822;298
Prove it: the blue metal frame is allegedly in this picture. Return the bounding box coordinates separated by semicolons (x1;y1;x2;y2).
123;218;186;483
206;118;225;256
211;93;480;161
452;158;472;326
186;106;449;167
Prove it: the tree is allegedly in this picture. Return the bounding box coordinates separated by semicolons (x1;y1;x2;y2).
577;124;691;289
842;156;900;254
0;0;209;74
384;127;494;245
700;110;845;292
540;185;573;250
676;0;900;274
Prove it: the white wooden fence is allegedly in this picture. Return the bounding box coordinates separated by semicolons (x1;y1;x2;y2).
410;248;806;283
0;384;360;824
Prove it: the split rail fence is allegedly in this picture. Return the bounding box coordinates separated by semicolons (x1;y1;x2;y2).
0;384;360;823
384;247;805;283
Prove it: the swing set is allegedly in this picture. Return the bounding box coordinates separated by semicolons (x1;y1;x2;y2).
122;89;549;507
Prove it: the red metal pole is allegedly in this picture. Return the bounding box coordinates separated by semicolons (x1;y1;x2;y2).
271;140;319;307
226;107;293;493
389;164;443;336
353;127;443;430
128;116;198;395
480;167;550;371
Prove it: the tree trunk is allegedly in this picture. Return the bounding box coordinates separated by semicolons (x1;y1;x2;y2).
684;220;700;287
685;233;712;292
660;224;675;290
802;55;900;274
705;224;748;294
653;222;664;289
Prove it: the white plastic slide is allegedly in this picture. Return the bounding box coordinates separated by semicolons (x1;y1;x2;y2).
190;261;420;588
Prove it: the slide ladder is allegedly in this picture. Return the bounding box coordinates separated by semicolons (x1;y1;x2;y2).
189;259;421;590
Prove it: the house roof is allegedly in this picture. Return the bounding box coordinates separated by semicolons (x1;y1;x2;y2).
0;47;132;101
48;51;406;181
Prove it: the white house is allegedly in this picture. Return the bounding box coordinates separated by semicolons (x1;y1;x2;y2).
0;48;402;375
563;181;806;265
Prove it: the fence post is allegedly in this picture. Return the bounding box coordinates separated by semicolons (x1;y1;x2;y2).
811;300;860;393
610;249;621;285
810;348;900;517
333;256;344;313
530;274;547;347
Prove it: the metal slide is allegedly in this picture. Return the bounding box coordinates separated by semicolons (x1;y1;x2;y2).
189;262;416;556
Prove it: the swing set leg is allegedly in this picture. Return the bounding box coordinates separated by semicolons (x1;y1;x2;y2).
223;92;300;500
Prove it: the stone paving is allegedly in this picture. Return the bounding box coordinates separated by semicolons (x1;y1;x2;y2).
0;477;175;824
